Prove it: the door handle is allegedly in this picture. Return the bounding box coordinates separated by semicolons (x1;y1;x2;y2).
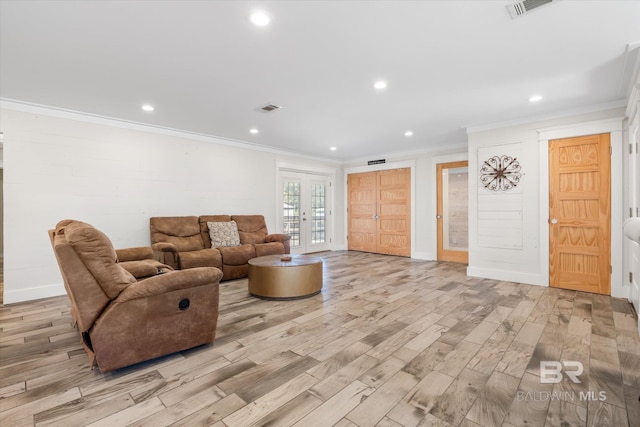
550;218;558;224
372;214;379;220
436;215;442;219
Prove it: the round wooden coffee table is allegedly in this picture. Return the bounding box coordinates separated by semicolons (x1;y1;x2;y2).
248;254;323;300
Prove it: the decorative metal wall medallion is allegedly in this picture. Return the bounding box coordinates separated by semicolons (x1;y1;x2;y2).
480;155;522;191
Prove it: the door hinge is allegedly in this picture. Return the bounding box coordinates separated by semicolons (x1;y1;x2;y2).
609;146;612;155
610;265;612;274
630;272;634;283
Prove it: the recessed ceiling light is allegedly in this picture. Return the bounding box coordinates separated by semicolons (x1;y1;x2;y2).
374;81;387;90
404;131;413;137
250;128;259;134
529;95;543;103
141;104;154;112
330;147;337;151
250;11;270;26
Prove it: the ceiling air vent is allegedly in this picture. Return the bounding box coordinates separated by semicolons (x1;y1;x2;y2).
507;0;554;19
258;103;282;112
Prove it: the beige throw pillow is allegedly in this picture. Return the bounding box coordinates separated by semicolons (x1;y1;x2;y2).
207;221;241;247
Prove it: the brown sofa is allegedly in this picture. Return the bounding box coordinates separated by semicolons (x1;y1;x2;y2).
150;215;290;280
50;219;223;372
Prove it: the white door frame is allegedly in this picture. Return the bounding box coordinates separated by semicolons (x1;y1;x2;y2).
625;88;639;327
276;162;336;253
538;117;625;298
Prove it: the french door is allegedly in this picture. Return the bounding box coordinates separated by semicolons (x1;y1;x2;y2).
280;172;331;254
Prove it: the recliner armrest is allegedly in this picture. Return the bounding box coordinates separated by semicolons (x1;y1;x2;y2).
116;246;154;262
152;242;179;269
114;267;223;303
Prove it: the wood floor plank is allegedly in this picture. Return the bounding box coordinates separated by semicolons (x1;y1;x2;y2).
346;370;419;426
465;370;520;427
387;370;455;427
166;393;246;427
292;380;374;427
0;251;638;427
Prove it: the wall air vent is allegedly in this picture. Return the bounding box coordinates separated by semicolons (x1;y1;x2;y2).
258;103;282;112
507;0;554;19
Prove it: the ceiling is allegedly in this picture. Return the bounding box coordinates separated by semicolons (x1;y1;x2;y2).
1;1;639;162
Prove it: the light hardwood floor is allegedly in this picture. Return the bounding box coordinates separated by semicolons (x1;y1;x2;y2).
1;251;639;427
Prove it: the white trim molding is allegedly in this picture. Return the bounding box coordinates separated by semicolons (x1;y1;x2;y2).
0;98;342;165
467;267;547;287
4;283;66;305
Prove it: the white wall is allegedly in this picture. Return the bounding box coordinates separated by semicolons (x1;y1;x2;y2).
1;107;337;303
467;107;628;298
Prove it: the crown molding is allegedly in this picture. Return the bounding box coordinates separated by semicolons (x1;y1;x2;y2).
0;98;343;165
465;99;628;134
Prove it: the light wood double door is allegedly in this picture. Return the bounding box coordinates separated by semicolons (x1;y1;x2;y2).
347;168;411;257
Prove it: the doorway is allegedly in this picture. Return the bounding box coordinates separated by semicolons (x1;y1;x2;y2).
436;161;469;264
280;171;331;254
347;168;411;257
549;133;611;295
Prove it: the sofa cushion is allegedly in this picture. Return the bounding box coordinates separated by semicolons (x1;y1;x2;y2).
179;248;222;270
232;215;269;245
207;221;241;248
219;244;256;266
150;216;204;252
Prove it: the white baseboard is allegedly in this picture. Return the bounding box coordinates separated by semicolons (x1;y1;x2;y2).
3;282;66;305
466;266;548;287
412;251;435;261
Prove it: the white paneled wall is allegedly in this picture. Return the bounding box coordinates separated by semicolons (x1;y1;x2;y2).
467;107;627;297
477;144;524;250
1;108;336;303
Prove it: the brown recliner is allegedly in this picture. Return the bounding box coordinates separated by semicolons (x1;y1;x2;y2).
151;215;290;280
50;220;222;372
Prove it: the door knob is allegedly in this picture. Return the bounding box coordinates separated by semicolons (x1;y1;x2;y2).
436;215;442;219
550;218;558;224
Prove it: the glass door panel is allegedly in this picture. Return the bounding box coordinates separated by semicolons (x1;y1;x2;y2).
280;172;331;254
283;180;301;249
436;161;469;263
442;167;469;251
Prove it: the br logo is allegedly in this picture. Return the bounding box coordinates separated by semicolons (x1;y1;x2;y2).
540;361;583;384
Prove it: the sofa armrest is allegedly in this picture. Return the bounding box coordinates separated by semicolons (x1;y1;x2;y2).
114;267;223;303
266;233;291;254
152;242;179;269
116;246;154;262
